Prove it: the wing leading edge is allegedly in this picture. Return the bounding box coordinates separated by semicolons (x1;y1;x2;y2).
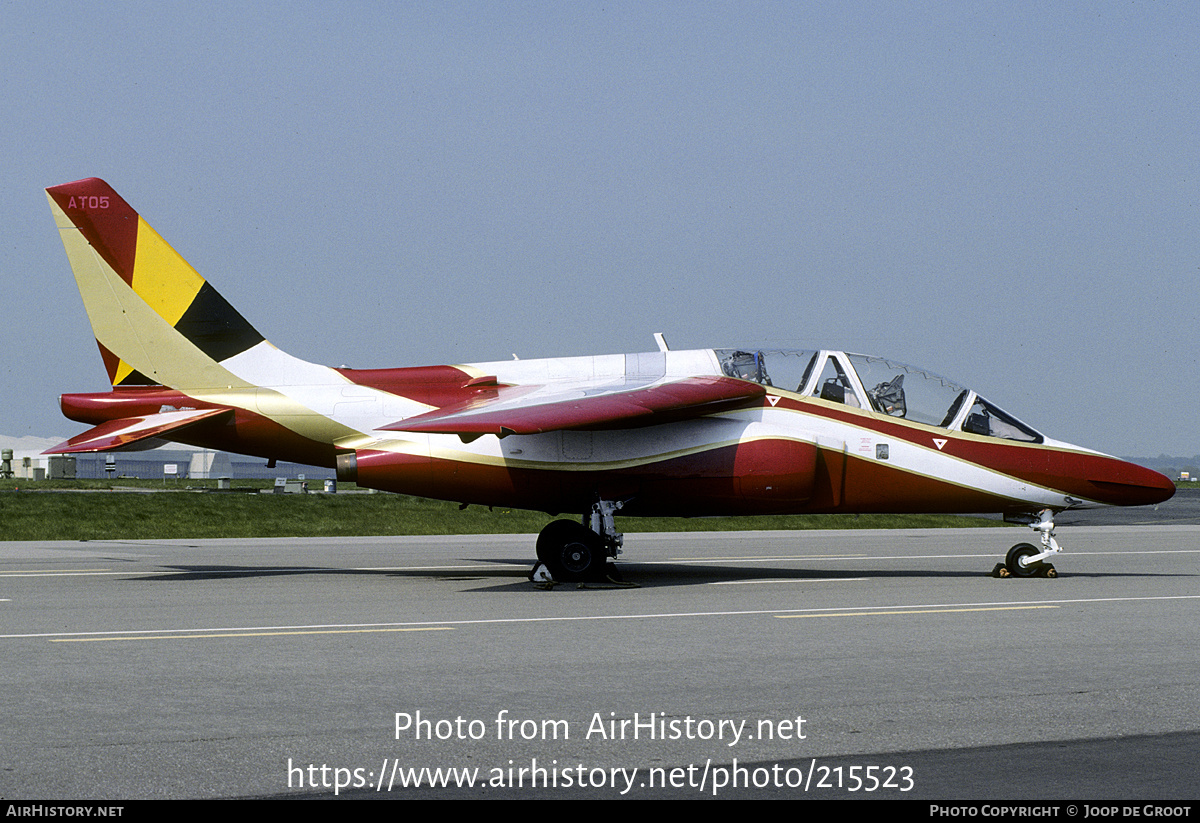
385;375;766;437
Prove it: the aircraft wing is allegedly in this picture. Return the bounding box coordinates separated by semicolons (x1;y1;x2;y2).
44;408;232;454
385;375;765;437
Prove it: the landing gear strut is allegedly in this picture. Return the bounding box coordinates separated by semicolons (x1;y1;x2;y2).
533;499;625;583
996;509;1061;578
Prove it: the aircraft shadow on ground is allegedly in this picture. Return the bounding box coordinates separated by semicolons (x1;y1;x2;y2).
124;560;1192;589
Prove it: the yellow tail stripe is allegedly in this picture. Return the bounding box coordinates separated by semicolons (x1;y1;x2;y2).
130;216;206;327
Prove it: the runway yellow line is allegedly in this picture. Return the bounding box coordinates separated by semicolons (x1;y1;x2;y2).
777;605;1059;619
50;626;455;642
13;595;1193;643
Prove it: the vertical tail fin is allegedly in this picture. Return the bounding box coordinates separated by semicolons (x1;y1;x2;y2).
46;178;264;389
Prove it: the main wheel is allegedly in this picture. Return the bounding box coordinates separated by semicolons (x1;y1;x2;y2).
1005;543;1043;578
536;520;580;563
536;520;606;581
559;537;599;578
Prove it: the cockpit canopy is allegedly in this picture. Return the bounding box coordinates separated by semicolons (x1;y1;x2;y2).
716;349;1043;443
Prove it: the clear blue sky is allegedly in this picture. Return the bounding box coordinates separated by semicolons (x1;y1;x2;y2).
2;2;1196;457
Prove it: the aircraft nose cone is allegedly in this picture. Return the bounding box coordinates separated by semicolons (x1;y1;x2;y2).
1086;458;1176;506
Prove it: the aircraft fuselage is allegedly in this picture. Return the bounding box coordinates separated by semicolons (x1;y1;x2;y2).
59;347;1174;519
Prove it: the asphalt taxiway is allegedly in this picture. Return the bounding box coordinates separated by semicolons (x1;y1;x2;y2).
2;524;1197;799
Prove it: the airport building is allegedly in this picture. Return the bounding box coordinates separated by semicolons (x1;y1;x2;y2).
1;445;332;483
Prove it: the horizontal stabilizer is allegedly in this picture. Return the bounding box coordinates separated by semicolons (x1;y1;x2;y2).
44;408;232;454
386;375;765;437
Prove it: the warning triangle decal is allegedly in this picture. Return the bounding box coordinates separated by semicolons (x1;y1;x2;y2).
933;438;947;450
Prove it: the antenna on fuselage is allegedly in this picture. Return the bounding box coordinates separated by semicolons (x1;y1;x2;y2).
653;332;669;352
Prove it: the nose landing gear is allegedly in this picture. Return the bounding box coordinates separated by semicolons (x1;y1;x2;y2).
994;509;1061;578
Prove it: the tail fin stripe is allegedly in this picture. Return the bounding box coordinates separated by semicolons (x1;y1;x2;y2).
175;282;265;362
96;340;156;386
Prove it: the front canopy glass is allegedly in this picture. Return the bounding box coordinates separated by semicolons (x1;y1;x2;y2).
716;348;1043;443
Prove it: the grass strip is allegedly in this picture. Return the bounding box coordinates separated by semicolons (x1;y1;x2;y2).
0;484;1005;541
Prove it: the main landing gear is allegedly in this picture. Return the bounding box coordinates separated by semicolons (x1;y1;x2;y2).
532;499;626;584
994;509;1061;578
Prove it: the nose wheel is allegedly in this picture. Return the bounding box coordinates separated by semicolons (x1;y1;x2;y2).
995;510;1061;578
1006;543;1053;577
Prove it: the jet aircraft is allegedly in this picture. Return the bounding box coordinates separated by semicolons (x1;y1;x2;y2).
44;178;1175;582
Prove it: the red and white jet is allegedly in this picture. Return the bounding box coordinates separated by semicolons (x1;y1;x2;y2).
45;178;1175;581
